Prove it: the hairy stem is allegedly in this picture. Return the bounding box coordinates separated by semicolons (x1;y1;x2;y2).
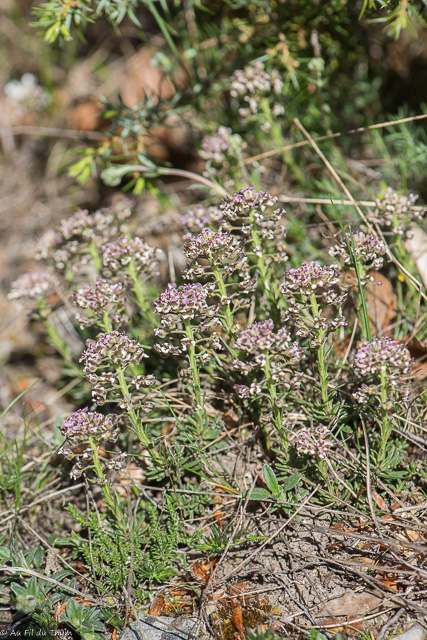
310;293;331;412
88;435;125;530
184;320;204;431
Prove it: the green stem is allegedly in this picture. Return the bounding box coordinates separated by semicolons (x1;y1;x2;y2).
249;211;280;327
309;293;331;412
377;368;391;467
184;320;204;429
212;264;233;332
116;366;160;462
45;317;82;378
88;241;102;273
263;355;285;447
102;312;112;333
127;260;156;325
88;435;125;531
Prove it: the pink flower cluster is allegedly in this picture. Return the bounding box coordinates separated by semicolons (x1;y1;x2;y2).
154;283;213;321
74;278;128;328
294;425;333;458
353;337;412;377
102;235;159;278
184;229;243;266
329;231;386;271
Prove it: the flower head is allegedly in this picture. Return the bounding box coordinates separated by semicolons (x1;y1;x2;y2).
60;408;119;447
199;127;245;179
102;235;159;277
180;204;223;234
230;62;284;122
329;231;386;271
36;200;133;270
220;188;279;221
8;271;53;300
280;262;341;297
80;332;148;371
369;187;424;237
232;320;304;393
294;425;333;458
280;262;347;343
59;408;120;479
353;337;412;405
353;337;412;378
184;229;243;265
154;283;212;320
234;320;302;363
73;277;128;328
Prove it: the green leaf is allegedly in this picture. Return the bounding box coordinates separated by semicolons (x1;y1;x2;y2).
0;546;11;562
248;488;272;501
64;597;80;622
11;582;27;597
281;473;300;493
262;464;279;495
100;165;126;186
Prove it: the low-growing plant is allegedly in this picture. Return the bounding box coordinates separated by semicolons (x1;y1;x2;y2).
3;1;427;636
61;498;185;600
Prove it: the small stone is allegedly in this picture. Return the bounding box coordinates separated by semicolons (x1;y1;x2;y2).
391;625;427;640
121;615;211;640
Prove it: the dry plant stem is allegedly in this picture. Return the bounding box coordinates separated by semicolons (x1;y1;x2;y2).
315;608;397;632
323;457;357;499
17;516;87;579
376;607;405;640
312;524;427;553
246;112;427;164
208;474;258;587
326;557;427;615
117;164;228;196
121;587;147;640
0;125;106;141
0;484;85;525
294;117;427;302
0;566;102;604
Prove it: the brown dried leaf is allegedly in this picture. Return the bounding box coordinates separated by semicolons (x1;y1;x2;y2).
189;557;217;583
371;489;388;512
342;271;398;334
148;594;165;616
115;462;145;497
227;583;249;598
405;336;427;379
68;99;104;131
230;598;245;638
365;272;398;334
